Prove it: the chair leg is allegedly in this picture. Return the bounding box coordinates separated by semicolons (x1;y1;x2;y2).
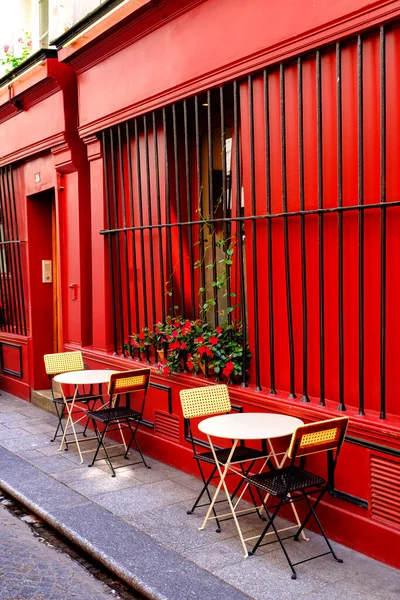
125;419;150;469
237;461;266;521
51;403;68;449
89;421;116;476
189;462;222;532
296;491;342;563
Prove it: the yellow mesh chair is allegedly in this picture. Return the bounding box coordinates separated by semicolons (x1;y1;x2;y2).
244;416;349;579
87;368;151;476
44;351;100;445
180;385;268;532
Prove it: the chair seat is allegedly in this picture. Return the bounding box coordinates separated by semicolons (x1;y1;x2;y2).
245;466;325;497
196;445;267;465
87;407;141;423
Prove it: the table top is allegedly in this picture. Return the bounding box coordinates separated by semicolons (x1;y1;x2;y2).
198;412;304;440
54;370;118;385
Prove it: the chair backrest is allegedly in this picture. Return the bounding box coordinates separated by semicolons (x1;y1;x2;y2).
108;368;151;397
44;351;85;376
288;417;349;460
180;384;231;419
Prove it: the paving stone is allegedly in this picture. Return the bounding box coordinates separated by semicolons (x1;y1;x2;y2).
67;471;142;498
30;454;79;474
53;466;106;483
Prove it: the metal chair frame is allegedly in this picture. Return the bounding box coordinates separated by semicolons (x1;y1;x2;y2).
87;369;151;477
244;416;349;579
180;385;269;532
44;351;103;447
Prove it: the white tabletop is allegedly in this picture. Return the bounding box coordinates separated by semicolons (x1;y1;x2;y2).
198;413;303;440
54;370;118;385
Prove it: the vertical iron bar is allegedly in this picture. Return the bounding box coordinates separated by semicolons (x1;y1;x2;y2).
163;107;174;315
143;114;157;328
125;122;140;335
195;96;206;314
4;168;23;335
280;64;296;398
0;169;17;334
153;112;166;323
102;131;118;354
264;70;276;394
134;119;149;331
9;165;26;335
336;43;346;412
110;128;125;354
357;36;365;416
183;100;196;320
316;50;326;406
220;86;232;329
207;90;219;324
298;57;310;403
172;104;185;315
380;26;386;420
117;124;132;351
234;80;248;387
248;75;261;391
0;169;10;333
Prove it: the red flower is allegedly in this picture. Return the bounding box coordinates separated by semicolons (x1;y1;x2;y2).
174;318;180;327
209;337;219;346
205;347;213;358
170;340;180;350
195;336;205;343
18;38;22;43
171;329;179;338
186;360;194;370
184;320;192;329
138;332;145;340
27;40;32;47
180;342;186;350
163;365;171;375
4;45;9;53
215;326;223;334
223;361;235;376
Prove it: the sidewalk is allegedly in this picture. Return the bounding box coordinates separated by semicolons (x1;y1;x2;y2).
0;390;398;600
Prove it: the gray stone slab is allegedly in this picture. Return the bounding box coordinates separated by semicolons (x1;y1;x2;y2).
53;465;106;483
29;454;78;474
67;471;142;498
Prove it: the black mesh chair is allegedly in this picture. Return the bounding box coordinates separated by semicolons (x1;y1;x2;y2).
180;385;269;532
44;351;103;447
244;416;349;579
87;368;151;476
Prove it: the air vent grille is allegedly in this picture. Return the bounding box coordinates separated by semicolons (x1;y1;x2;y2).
154;411;180;441
370;455;400;529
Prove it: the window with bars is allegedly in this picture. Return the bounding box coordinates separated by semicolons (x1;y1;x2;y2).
38;0;49;47
101;23;400;421
0;167;27;336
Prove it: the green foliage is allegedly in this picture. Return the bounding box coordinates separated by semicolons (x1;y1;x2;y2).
1;34;33;75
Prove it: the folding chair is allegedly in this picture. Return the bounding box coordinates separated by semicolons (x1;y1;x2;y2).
180;384;269;532
87;368;151;476
244;416;349;579
44;351;102;446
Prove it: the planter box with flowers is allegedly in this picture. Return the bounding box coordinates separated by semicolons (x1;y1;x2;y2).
125;317;251;383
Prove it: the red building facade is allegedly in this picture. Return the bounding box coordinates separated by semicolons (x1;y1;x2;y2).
0;0;399;568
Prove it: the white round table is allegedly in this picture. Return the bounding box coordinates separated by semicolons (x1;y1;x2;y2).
198;412;305;556
54;370;118;462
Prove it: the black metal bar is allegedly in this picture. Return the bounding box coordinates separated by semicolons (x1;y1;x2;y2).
8;166;27;335
117;124;132;348
172;103;185;315
248;75;261;391
100;198;400;235
163;107;174;315
233;80;248;387
336;43;346;412
195;95;206;314
109;128;125;354
357;35;365;416
134;118;149;329
0;169;10;333
264;70;276;395
280;64;296;398
4;168;23;335
125;121;140;334
0;169;17;334
316;49;325;406
298;57;309;403
143;114;157;328
183;100;196;320
220;86;232;329
207;89;219;324
153;111;166;323
379;26;386;420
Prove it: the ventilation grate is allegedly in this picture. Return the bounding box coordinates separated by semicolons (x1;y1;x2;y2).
370;455;400;529
154;411;180;441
